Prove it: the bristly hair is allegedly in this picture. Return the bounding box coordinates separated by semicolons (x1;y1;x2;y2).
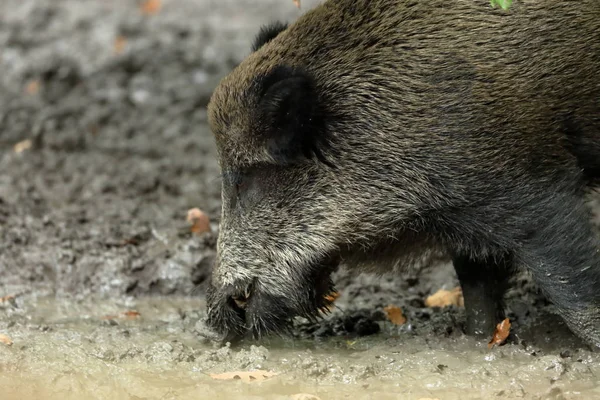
251;21;289;52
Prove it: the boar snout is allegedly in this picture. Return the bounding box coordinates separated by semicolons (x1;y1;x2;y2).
205;255;340;342
205;279;250;343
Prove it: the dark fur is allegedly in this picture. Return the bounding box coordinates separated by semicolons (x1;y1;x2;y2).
206;0;600;346
251;21;288;52
253;65;331;165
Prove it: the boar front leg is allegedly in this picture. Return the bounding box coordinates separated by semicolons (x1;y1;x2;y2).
452;254;513;336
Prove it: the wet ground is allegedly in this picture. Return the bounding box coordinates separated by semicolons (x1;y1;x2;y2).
2;291;600;400
1;1;600;399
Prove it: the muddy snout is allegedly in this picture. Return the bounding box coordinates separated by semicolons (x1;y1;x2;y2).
203;280;255;343
205;278;321;342
203;251;341;343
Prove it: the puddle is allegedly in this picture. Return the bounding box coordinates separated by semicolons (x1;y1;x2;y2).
1;296;599;400
1;1;600;399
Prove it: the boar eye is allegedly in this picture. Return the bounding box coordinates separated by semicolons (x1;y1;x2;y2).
233;170;255;194
234;178;248;193
232;168;265;209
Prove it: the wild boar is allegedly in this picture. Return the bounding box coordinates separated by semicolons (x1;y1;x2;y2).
205;0;600;346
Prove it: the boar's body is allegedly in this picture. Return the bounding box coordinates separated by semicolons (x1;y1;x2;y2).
206;0;600;346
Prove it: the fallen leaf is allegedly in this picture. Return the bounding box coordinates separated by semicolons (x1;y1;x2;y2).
114;35;127;54
488;318;511;348
324;290;340;304
292;0;301;8
291;394;321;400
425;287;464;308
186;208;211;234
0;334;13;346
14;139;32;154
384;305;407;325
0;295;15;303
123;310;141;319
101;310;141;320
140;0;161;15
25;79;40;95
209;370;278;383
321;290;340;312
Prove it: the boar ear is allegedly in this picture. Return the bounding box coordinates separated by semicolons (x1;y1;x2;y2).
256;65;331;166
252;21;288;52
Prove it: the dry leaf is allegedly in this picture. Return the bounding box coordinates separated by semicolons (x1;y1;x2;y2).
0;334;13;346
123;310;141;319
140;0;161;15
323;291;340;304
114;35;127;54
186;208;211;234
321;290;340;312
0;295;15;303
488;318;511;348
25;79;40;95
292;0;301;8
291;394;321;400
101;310;141;320
384;305;407;325
425;287;464;308
14;139;32;154
209;370;278;383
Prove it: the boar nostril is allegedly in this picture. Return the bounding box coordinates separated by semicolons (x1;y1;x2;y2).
231;294;248;309
230;285;252;309
227;281;254;311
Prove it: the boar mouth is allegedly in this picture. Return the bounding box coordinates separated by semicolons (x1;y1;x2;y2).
230;284;252;310
311;258;340;313
205;254;340;343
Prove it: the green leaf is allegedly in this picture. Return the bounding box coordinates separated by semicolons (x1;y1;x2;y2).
490;0;513;10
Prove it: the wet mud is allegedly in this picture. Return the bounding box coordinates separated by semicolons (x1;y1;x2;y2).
1;1;600;399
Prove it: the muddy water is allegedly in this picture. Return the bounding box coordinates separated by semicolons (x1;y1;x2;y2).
2;1;600;399
1;295;599;400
